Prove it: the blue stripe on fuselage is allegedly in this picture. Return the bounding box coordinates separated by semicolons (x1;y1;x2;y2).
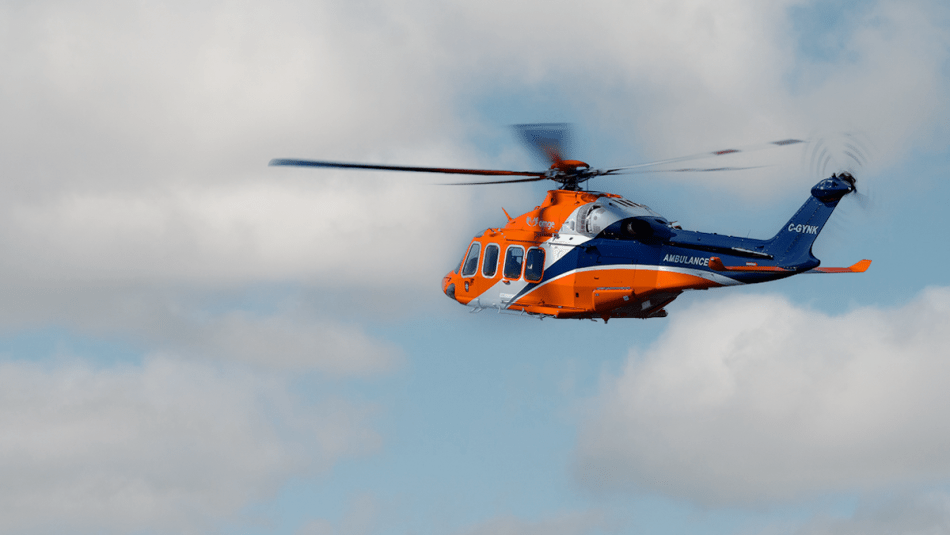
507;232;802;304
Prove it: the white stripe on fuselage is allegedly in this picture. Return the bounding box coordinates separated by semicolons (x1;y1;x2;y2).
465;228;587;310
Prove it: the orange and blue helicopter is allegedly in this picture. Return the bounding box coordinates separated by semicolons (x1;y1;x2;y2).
271;124;870;321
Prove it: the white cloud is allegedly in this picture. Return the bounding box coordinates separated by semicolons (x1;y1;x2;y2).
0;0;486;335
0;356;379;534
440;1;950;196
0;0;486;295
2;0;946;300
576;286;950;505
0;178;473;287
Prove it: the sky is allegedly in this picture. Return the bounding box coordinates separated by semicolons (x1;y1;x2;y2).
1;0;950;533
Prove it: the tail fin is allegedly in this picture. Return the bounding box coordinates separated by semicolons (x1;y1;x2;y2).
766;175;856;267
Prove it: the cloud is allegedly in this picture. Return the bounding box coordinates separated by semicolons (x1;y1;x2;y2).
442;1;950;195
2;0;946;304
174;309;402;374
576;286;950;505
296;493;381;535
0;0;946;532
0;178;474;287
777;491;950;535
0;283;402;374
0;0;490;339
0;356;379;534
0;1;465;176
455;509;618;535
0;0;487;294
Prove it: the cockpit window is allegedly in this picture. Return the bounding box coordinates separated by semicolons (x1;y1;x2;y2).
524;247;545;282
503;246;524;279
461;243;481;277
482;243;499;278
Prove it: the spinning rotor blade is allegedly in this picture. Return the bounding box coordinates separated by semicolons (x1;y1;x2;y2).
805;133;877;209
602;138;804;174
513;123;572;165
603;165;764;176
806;133;873;180
269;158;542;177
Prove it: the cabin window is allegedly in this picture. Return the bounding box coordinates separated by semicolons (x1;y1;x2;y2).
482;243;500;278
503;246;524;279
461;242;481;277
524;247;545;282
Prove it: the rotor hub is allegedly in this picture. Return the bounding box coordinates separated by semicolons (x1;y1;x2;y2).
544;160;597;190
551;159;589;171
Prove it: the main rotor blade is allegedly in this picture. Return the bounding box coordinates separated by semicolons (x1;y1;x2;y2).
603;138;804;174
603;165;764;175
440;176;550;186
269;158;542;177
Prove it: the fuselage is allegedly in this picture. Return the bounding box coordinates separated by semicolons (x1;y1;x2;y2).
442;188;813;320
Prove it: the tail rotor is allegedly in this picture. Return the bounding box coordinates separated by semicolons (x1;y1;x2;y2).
805;133;876;206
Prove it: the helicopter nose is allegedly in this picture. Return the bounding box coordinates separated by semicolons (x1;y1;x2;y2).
442;274;457;301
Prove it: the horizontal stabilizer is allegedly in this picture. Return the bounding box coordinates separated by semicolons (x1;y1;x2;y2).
709;257;791;272
807;259;872;274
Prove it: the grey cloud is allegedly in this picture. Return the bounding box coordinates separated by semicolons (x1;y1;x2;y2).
177;310;402;374
576;287;950;505
0;283;400;374
455;509;619;535
0;356;380;534
781;491;950;535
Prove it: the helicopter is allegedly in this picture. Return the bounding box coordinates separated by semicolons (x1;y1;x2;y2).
270;124;870;321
